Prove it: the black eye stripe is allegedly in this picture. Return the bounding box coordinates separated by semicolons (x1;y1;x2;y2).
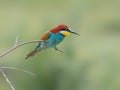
61;28;66;30
61;28;70;31
66;29;70;31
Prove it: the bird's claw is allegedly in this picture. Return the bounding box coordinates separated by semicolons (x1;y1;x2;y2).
55;47;64;53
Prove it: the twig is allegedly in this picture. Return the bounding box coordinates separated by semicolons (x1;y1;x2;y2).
14;35;19;47
0;67;36;77
0;40;43;59
0;69;15;90
0;67;36;90
0;36;39;90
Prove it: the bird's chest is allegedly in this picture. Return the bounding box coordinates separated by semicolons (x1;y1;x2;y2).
46;34;64;48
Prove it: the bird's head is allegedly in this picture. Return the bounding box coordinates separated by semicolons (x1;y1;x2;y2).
50;24;79;36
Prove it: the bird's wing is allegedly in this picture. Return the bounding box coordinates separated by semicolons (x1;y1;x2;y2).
40;31;52;40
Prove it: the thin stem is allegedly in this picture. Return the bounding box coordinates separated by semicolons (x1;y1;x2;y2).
0;40;43;59
0;69;15;90
0;67;36;77
14;35;19;47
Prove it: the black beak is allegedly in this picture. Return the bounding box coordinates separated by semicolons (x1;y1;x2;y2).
67;28;80;36
70;31;80;36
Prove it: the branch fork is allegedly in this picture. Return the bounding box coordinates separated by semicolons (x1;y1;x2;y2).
0;35;42;59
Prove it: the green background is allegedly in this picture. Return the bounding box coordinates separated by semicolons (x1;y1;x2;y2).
0;0;120;90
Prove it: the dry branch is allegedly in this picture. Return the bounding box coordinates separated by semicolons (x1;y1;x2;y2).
0;69;15;90
0;36;40;90
0;67;36;90
0;40;43;59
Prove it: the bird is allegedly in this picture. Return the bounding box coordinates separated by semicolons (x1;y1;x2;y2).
25;24;79;59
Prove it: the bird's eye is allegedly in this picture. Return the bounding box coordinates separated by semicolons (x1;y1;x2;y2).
66;29;71;32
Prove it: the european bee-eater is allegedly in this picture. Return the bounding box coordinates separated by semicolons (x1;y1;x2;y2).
25;24;79;59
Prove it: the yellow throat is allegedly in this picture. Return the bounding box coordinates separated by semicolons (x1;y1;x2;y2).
60;31;70;36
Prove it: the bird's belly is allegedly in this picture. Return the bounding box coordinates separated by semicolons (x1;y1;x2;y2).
35;42;48;51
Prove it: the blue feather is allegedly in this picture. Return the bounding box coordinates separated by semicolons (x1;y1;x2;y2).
46;32;65;48
35;32;65;51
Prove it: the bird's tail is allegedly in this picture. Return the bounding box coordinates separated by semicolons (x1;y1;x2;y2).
25;50;38;59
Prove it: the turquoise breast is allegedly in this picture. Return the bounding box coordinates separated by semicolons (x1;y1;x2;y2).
46;32;65;48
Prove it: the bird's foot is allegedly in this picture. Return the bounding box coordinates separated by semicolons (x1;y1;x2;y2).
55;47;64;53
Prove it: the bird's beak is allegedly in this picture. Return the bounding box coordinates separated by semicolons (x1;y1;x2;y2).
68;28;80;36
70;31;80;36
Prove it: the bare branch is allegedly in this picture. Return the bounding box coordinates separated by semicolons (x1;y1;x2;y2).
0;67;36;77
0;69;15;90
0;37;39;90
0;40;43;59
0;67;36;90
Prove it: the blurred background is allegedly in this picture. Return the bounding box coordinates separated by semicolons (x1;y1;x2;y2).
0;0;120;90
